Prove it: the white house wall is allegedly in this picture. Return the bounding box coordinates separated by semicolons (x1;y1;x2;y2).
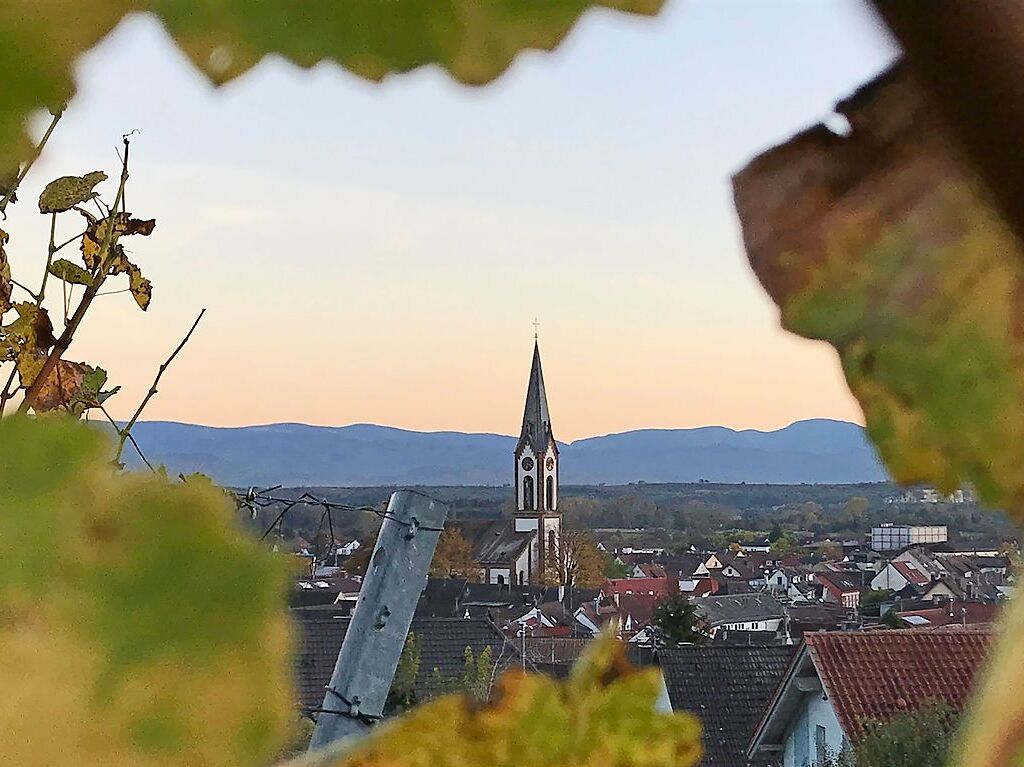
782;691;845;767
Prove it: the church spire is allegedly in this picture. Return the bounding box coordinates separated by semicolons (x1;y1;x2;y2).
520;339;553;452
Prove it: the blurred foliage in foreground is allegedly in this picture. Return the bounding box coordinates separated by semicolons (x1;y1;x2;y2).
1;417;700;766
732;63;1024;767
0;0;665;170
295;636;701;767
0;416;292;766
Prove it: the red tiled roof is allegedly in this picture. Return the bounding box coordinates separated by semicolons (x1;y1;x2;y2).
805;627;994;736
892;561;929;586
603;577;672;597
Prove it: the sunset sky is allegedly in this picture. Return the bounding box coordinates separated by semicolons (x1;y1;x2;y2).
4;0;898;442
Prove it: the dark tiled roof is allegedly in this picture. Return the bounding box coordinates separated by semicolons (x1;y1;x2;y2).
805;626;993;736
697;594;785;628
461;519;533;565
660;645;796;767
292;607;527;712
414;577;469;618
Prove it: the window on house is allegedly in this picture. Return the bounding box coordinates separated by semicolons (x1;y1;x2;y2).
496;574;505;586
815;725;827;764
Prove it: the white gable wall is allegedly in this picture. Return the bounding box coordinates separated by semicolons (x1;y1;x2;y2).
783;691;845;767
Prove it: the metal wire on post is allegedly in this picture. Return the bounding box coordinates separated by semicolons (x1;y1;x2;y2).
234;486;444;542
306;489;449;752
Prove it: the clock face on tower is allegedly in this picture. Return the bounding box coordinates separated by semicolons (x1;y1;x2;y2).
546;456;555;471
521;457;534;471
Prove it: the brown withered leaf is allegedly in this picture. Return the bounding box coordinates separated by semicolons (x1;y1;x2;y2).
0;302;54;361
80;232;102;271
95;212;156;243
107;247;152;310
0;227;11;316
16;351;91;411
128;269;152;310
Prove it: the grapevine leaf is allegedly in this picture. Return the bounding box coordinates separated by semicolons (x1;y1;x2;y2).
48;257;93;286
81;231;102;270
0;227;11;315
109;248;153;310
16;351;92;412
129;268;153;310
732;64;1024;514
0;1;665;168
0;417;293;766
298;633;701;767
0;302;55;361
97;212;156;241
38;170;107;213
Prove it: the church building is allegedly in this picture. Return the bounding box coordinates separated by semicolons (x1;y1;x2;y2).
467;340;562;586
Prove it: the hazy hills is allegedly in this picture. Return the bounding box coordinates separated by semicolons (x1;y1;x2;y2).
122;418;886;487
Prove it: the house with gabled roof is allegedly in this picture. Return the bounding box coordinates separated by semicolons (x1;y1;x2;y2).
748;627;993;767
696;594;786;637
660;645;796;767
815;572;864;609
870;560;929;592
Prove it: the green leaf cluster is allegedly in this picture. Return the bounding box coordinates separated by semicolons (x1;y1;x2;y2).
0;417;293;766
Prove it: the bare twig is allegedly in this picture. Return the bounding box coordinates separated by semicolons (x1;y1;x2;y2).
10;279;38;301
0;365;18;416
37;213;56;302
114;308;205;465
0;111;63;217
51;229;86;255
99;403;154;471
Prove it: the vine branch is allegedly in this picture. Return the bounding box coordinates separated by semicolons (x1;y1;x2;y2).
0;111;62;216
114;308;206;465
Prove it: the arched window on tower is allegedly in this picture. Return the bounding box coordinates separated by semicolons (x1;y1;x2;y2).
546;475;554;510
523;476;534;511
548;529;557;560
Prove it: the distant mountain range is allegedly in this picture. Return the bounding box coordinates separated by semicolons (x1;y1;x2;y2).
120;418;886;487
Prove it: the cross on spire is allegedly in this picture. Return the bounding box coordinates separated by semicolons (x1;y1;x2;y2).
532;317;540;340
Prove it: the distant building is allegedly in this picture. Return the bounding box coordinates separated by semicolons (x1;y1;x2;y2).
463;340;562;586
870;523;947;552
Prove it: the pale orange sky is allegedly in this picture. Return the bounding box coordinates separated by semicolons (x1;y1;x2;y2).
6;2;892;441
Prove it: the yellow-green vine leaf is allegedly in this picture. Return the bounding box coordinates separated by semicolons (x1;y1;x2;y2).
0;1;665;168
0;417;293;766
49;257;94;286
38;170;107;213
732;63;1024;514
297;634;702;767
957;593;1024;765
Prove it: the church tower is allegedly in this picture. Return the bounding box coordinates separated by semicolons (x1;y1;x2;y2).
513;339;561;583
